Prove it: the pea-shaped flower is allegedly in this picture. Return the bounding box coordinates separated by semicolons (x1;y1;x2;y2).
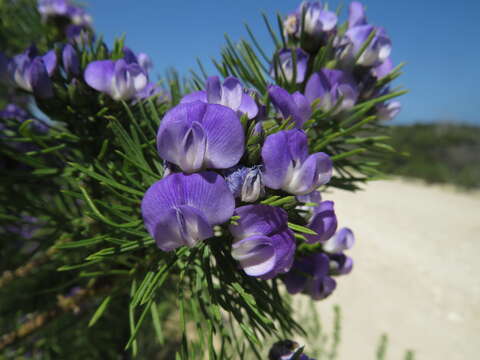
181;76;258;119
323;227;355;253
141;172;235;251
305;69;358;112
9;46;57;99
229;205;296;279
268;85;311;128
157;101;245;173
261;130;332;195
270;48;309;84
283;253;337;300
84;59;148;100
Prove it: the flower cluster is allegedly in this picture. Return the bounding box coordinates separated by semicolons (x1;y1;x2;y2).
37;0;93;44
136;1;398;301
140;69;349;296
279;1;401;121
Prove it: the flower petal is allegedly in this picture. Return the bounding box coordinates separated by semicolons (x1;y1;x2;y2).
201;103;245;169
206;76;222;104
221;76;243;110
348;1;367;28
238;92;259;119
306;201;337;243
232;235;276;276
261;130;292;190
180;90;207;104
323;227;355;253
30;58;53;98
84;60;115;93
41;50;57;76
229;204;289;239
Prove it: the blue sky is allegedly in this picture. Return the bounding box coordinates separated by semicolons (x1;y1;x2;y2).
87;0;479;124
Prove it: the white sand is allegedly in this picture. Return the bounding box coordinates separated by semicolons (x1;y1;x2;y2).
313;179;480;360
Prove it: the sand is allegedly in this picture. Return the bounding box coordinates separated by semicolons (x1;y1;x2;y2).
305;179;480;359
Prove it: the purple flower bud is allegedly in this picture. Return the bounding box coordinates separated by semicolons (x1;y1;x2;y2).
62;44;79;76
323;227;354;253
305;69;358;112
271;48;309;84
377;101;401;121
141;172;235;251
305;201;337;243
329;253;353;275
300;2;338;36
157;102;245;173
268;85;311;128
241;166;265;203
229;205;296;279
283;253;336;300
262;130;332;195
84;59;148;100
223;165;249;197
181;76;258;119
137;53;153;72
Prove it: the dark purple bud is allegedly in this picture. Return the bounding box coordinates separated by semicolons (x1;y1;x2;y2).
323;227;354;253
30;58;54;99
329;253;353;276
62;44;79;76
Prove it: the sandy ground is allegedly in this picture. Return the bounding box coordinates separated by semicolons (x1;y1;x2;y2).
310;179;480;360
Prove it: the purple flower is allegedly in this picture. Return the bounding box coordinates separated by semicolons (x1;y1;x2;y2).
283;253;336;300
271;48;309;84
141;172;235;251
283;2;337;39
84;59;148;100
377;100;401;121
372;57;393;79
181;76;258;119
38;0;69;17
268;85;311;128
305;69;358;112
123;47;153;72
8;47;57;98
300;2;338;36
157;101;245;173
341;2;391;67
329;253;353;276
0;104;49;134
62;44;79;76
262;130;332;195
323;227;354;253
224;166;264;202
305;201;337;244
229;205;296;279
135;83;169;103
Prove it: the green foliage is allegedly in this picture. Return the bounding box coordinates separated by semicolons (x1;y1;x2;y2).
385;123;480;189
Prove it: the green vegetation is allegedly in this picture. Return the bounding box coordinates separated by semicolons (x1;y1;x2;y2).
385;123;480;189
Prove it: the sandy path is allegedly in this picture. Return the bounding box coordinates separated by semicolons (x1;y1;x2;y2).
312;179;480;360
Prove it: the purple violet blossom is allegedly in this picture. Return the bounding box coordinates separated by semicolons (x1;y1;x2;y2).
229;205;296;279
372;56;393;79
329;253;353;275
341;2;392;67
38;0;69;17
157;101;245;173
305;69;358;112
305;201;337;243
84;59;148;100
261;129;332;195
181;76;258;119
66;24;92;45
323;227;354;253
123;47;153;72
0;104;49;134
141;172;235;251
8;46;57;98
224;166;264;202
62;43;79;76
268;85;311;128
376;100;401;121
283;2;337;39
283;253;336;300
271;48;309;84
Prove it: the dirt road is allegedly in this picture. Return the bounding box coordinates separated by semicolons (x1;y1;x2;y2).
312;179;480;360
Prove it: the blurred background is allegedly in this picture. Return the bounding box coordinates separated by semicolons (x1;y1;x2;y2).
86;1;480;359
